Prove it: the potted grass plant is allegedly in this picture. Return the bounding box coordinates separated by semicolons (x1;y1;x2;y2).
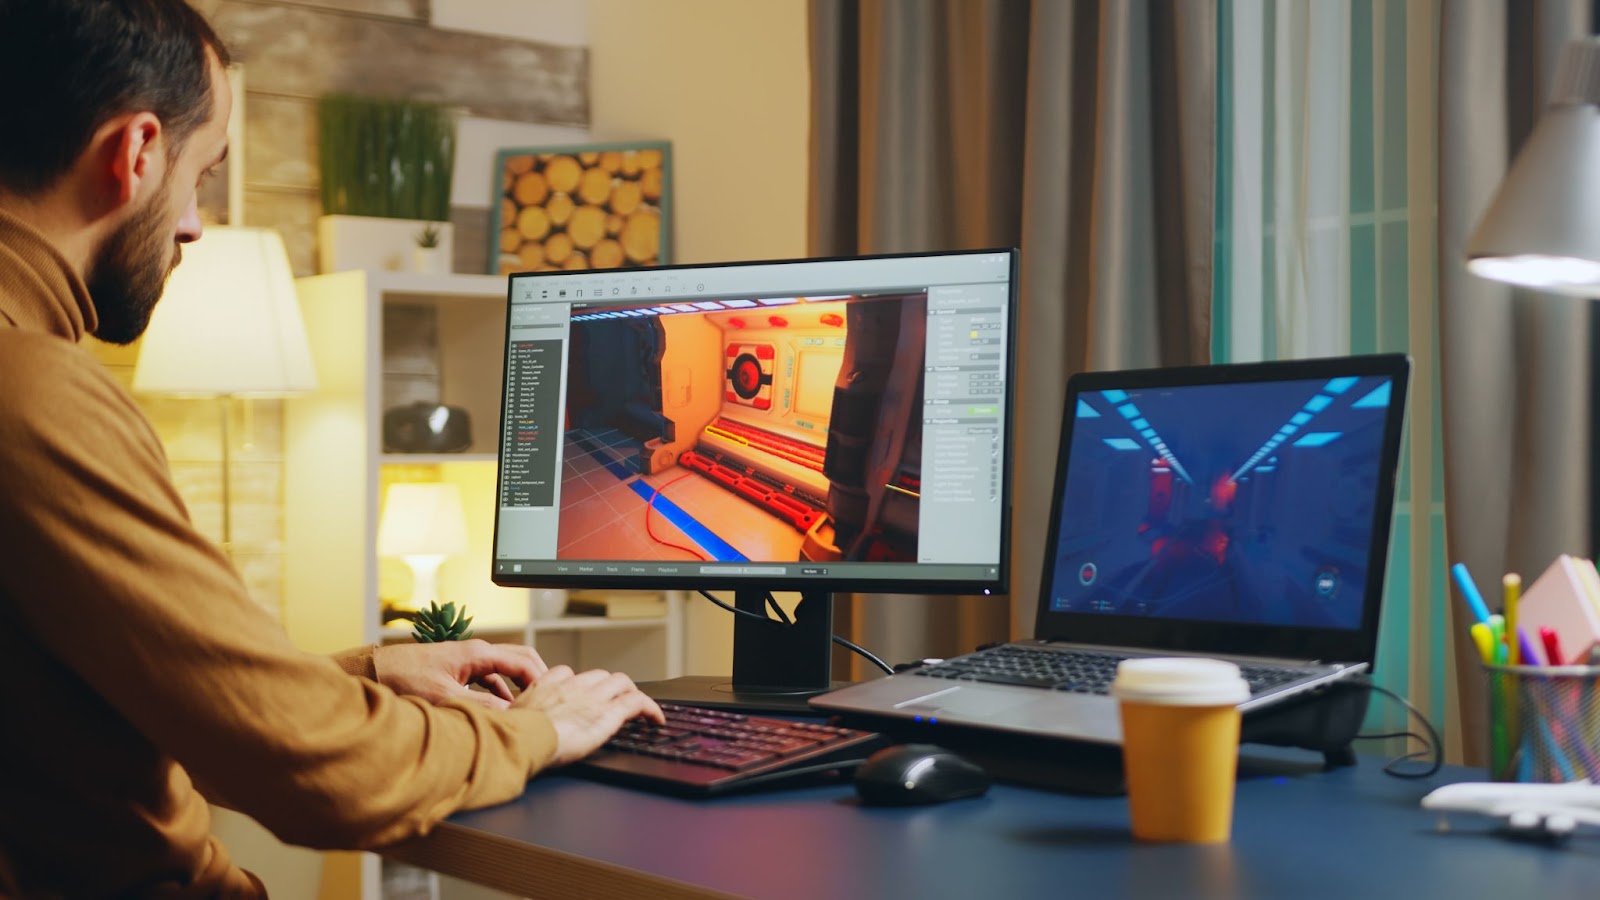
316;94;456;273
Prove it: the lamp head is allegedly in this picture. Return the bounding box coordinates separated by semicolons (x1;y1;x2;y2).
132;226;317;396
1466;37;1600;296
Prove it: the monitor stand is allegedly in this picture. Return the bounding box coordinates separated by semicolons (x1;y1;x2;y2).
637;588;853;715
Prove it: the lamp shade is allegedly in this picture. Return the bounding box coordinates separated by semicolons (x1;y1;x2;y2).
133;226;317;395
377;482;470;558
1465;37;1600;295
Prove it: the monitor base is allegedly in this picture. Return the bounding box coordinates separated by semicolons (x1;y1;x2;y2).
638;675;856;716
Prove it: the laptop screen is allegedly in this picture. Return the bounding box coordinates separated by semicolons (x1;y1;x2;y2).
1035;355;1410;664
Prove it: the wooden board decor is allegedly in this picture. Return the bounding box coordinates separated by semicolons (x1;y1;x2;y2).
489;141;672;276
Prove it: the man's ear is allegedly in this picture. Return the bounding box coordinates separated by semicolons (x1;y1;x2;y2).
106;112;165;205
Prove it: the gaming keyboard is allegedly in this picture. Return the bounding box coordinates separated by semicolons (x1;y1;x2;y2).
915;645;1313;695
571;703;885;795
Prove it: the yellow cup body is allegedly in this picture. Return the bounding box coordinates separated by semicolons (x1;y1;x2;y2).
1119;700;1242;842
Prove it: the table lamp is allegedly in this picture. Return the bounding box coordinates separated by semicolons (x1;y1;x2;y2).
1465;36;1600;293
377;482;470;612
133;226;317;562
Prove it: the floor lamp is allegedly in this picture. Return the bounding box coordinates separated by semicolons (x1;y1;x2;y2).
133;227;317;579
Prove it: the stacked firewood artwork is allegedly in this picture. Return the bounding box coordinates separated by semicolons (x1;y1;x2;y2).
496;146;667;275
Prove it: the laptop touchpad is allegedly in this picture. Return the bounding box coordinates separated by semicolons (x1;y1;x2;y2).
896;686;1035;719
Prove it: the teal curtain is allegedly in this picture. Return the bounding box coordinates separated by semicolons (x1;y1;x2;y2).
1213;0;1451;749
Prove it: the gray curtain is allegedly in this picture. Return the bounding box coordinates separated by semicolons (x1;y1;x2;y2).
809;0;1215;676
1438;0;1592;765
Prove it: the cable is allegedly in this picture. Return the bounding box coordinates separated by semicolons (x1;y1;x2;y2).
693;591;895;675
764;591;793;626
697;589;771;624
1353;678;1443;779
832;634;894;675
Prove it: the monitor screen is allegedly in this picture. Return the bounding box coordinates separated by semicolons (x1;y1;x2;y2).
491;250;1017;597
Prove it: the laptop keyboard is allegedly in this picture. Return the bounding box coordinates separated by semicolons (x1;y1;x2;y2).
915;645;1315;696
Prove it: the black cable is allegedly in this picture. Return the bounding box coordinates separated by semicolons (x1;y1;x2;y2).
697;589;771;623
1353;679;1443;778
832;634;894;675
763;591;793;626
694;590;894;675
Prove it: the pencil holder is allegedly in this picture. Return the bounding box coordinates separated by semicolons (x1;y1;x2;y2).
1482;663;1600;783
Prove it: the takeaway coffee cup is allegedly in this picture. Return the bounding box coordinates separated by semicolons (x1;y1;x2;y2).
1110;657;1251;842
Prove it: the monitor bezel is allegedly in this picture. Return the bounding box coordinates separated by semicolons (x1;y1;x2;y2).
1031;353;1412;665
489;248;1020;598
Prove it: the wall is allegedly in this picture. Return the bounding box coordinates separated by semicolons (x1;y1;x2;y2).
587;0;812;675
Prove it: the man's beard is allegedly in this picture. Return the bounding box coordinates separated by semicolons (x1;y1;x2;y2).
85;193;179;345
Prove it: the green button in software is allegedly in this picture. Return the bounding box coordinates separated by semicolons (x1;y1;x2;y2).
969;405;998;416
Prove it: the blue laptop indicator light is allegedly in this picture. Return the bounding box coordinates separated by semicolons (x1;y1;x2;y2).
1352;381;1391;409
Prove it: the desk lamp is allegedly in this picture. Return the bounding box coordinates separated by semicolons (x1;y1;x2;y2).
1466;37;1600;292
133;227;317;571
377;481;470;617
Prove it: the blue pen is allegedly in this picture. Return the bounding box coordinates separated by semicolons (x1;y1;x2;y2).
1451;562;1493;625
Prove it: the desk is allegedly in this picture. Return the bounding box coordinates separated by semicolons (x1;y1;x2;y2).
384;750;1600;899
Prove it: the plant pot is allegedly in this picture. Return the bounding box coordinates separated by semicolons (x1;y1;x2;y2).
533;589;569;620
317;215;453;275
413;245;446;274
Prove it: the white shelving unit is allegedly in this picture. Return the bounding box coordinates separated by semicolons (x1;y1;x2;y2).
283;270;684;900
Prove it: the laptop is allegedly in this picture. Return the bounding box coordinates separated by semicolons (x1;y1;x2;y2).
812;354;1411;746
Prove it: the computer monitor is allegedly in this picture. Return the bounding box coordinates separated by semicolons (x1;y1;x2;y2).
491;249;1018;708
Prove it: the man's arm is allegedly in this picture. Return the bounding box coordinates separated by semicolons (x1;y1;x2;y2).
0;343;654;849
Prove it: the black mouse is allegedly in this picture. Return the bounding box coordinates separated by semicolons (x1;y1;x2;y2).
853;743;991;806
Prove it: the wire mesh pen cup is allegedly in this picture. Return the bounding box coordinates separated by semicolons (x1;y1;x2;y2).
1483;663;1600;783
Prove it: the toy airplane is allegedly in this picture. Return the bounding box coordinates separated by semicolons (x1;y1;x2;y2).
1421;780;1600;840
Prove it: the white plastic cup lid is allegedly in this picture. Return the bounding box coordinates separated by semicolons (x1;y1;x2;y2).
1109;657;1251;706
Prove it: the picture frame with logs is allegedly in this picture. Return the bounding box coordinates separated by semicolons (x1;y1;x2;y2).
490;141;672;275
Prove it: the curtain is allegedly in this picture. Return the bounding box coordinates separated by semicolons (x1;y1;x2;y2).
1438;0;1591;765
1215;0;1453;755
809;0;1216;676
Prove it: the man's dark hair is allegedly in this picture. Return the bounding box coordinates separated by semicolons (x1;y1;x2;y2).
0;0;232;196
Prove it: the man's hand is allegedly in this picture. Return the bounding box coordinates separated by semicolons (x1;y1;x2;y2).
372;639;548;710
513;665;665;766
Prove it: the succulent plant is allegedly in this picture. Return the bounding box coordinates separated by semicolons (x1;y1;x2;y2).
411;600;475;643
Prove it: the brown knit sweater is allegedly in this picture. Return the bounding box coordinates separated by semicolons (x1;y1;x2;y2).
0;210;557;898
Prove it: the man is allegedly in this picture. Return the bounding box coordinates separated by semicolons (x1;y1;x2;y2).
0;2;662;895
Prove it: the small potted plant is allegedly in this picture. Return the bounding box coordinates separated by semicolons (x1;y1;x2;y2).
410;600;475;643
413;222;446;273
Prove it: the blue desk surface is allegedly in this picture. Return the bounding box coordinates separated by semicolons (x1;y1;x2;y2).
385;750;1600;899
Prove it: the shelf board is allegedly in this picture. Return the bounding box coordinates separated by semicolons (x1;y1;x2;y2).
380;452;497;465
369;270;508;298
379;616;667;640
532;615;670;631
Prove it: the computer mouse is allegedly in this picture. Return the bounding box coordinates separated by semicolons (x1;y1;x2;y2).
853;743;992;806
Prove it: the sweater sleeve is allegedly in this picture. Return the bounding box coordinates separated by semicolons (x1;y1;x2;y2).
331;645;378;680
0;339;558;850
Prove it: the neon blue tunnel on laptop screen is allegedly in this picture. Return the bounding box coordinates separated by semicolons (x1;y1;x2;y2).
1046;375;1395;631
